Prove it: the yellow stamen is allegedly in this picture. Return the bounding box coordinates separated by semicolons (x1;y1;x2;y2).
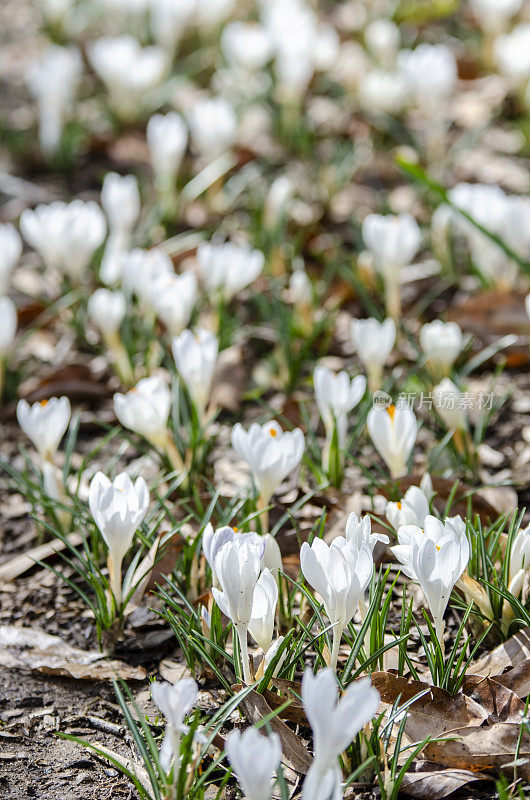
232;526;238;533
269;428;277;437
387;404;396;420
40;399;49;407
397;501;402;510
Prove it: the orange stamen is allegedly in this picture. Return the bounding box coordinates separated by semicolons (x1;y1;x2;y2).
387;404;396;420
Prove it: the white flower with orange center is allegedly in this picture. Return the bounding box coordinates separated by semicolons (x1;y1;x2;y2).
367;402;417;479
17;396;71;462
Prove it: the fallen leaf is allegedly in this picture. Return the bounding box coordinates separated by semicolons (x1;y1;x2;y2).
425;724;530;778
0;626;146;681
399;767;491;799
235;687;313;774
0;533;83;582
462;675;525;723
471;628;530;677
494;660;530;701
159;658;193;684
371;672;489;740
125;529;185;614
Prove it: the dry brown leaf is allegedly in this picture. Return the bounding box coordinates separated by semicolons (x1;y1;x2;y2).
462;675;525;723
159;658;193;684
371;672;489;740
425;723;530;778
494;660;530;701
471;627;530;677
399;767;491;799
0;533;83;582
125;529;185;614
0;626;146;681
236;687;313;774
263;678;306;725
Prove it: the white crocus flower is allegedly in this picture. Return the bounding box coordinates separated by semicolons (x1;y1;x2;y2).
391;515;469;645
248;568;278;654
398;43;457;107
231;421;305;512
362;214;421;319
113;376;182;470
172;328;218;421
351;317;396;392
470;0;522;35
344;512;389;552
89;471;149;606
17;396;71;461
225;727;282;800
367;403;417;479
0;223;22;293
27;45;81;158
0;296;17;398
88;35;168;121
187;97;237;161
149;0;196;55
508;523;530;597
88;289;132;385
36;0;77;30
358;68;410;116
146;112;188;204
433;378;467;432
121;247;173;302
20;200;106;281
194;0;236;30
386;485;430;530
420;320;463;379
301;668;380;800
197;241;264;302
221;21;273;72
495;24;530;89
300;537;373;671
202;523;265;584
0;296;17;357
364;18;400;68
212;540;262;684
100;173;140;285
151;271;197;336
314;365;366;474
151;678;199;772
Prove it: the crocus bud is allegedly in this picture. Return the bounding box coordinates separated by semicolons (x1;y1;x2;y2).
194;0;236;30
248;568;278;654
0;224;22;293
89;471;149;606
301;668;380;800
391;515;469;646
114;375;171;450
27;45;81;158
17;396;71;461
345;512;389;552
231;421;305;507
172;328;218;421
508;523;530;597
301;537;373;671
362;214;421;318
151;271;197;336
351;317;396;392
88;35;169;121
313;365;366;476
367;403;417;479
0;296;17;356
212;539;262;683
20;200;106;281
225;727;282;800
197;241;264;302
386;485;430;530
100;173;140;285
151;679;199;771
188;97;238;161
420;320;463;379
433;378;467;431
122;247;173;302
88;289;126;337
147;112;188;190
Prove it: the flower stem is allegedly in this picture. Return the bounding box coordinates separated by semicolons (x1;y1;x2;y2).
330;623;344;672
164;431;184;473
105;331;134;387
257;494;269;534
384;273;401;321
237;625;252;684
